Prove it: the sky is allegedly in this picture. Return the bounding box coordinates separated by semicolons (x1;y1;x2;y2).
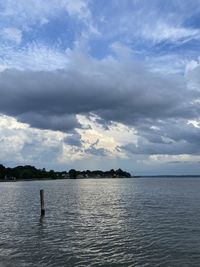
0;0;200;175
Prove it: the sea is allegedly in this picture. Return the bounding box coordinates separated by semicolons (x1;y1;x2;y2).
0;177;200;267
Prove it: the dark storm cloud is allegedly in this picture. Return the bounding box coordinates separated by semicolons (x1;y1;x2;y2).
63;131;82;147
92;117;113;130
19;113;80;132
0;69;196;124
0;54;200;155
121;119;200;155
122;139;200;155
85;146;107;156
85;145;107;157
83;139;107;156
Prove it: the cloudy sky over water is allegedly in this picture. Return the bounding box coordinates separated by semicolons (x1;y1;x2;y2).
1;0;200;175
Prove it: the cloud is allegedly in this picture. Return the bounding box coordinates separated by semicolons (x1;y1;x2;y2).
185;59;200;73
0;27;22;44
0;43;69;71
89;0;200;52
0;47;199;136
1;1;200;174
0;114;64;167
0;0;98;49
19;113;81;132
63;131;82;147
140;23;200;44
148;154;200;164
85;139;107;156
122;139;200;156
63;0;91;20
121;119;200;156
186;59;200;90
0;0;91;26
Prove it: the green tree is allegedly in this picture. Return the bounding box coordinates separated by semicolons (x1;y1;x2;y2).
69;169;77;179
0;164;6;179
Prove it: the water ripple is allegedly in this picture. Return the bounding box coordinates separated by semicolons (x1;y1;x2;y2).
0;178;200;266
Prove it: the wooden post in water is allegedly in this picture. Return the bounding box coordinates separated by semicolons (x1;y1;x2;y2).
40;189;45;216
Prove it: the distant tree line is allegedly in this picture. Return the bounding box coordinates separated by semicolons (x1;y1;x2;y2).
0;164;131;180
68;168;131;179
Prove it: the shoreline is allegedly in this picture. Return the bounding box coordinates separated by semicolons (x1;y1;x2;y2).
1;175;200;182
0;177;134;182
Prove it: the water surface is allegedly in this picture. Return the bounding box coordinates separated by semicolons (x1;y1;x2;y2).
0;178;200;266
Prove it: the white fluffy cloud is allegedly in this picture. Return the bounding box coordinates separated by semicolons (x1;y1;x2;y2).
0;27;22;44
140;23;200;44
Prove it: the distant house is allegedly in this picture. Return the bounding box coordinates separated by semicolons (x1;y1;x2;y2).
4;175;16;181
61;173;70;179
76;174;85;179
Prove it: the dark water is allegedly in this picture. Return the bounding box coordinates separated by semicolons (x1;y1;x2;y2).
0;178;200;267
